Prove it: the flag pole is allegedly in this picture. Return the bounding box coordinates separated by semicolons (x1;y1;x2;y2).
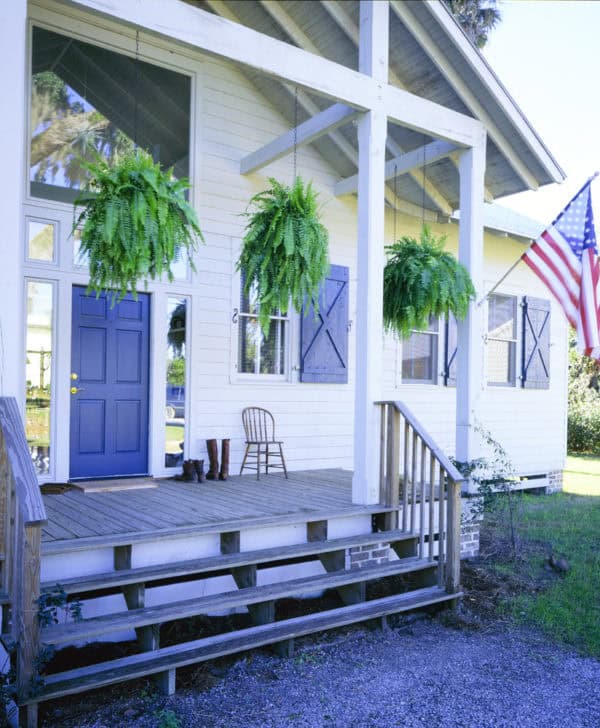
476;171;600;307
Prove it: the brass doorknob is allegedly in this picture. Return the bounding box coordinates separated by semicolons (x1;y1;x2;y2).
71;372;78;380
70;386;83;395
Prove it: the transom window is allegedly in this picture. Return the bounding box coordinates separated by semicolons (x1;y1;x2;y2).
487;294;518;386
238;277;288;376
401;317;439;384
30;26;190;204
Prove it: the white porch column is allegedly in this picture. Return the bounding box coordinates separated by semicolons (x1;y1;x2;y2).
352;1;389;504
456;136;487;482
0;1;26;399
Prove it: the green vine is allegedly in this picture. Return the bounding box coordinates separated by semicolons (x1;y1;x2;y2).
73;148;204;299
237;176;329;334
384;226;475;338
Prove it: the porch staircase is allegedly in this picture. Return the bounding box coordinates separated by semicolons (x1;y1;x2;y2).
29;522;458;705
0;397;465;726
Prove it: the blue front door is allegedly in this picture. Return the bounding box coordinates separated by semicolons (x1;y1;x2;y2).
70;287;150;479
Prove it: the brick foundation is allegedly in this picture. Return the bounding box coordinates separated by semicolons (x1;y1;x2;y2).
460;496;481;559
546;469;564;494
348;542;390;570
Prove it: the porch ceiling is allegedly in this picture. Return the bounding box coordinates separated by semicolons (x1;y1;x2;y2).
187;0;564;214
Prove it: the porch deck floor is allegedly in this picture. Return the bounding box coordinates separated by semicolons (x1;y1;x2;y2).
41;469;383;550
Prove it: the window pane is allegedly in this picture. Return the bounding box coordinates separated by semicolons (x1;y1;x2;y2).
165;297;186;468
72;228;89;267
25;281;53;475
27;220;54;261
239;316;260;373
260;320;286;375
240;275;259;315
488;295;516;339
30;26;190;203
488;339;516;385
402;332;437;382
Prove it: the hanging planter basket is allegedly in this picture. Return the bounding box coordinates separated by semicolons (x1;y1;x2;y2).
384;226;475;338
237;176;330;334
73;148;204;299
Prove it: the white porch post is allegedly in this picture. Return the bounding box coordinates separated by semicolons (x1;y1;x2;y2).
352;1;388;504
0;1;26;399
455;137;487;481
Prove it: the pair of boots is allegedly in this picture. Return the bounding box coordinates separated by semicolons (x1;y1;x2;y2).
206;439;229;481
176;459;204;482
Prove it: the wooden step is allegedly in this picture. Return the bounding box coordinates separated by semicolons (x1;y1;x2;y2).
30;586;458;704
42;557;435;645
42;529;418;596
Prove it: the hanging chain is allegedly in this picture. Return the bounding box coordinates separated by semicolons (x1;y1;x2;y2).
422;134;427;229
293;86;298;182
134;30;140;149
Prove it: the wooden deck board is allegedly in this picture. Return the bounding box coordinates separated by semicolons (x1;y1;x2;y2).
41;470;371;547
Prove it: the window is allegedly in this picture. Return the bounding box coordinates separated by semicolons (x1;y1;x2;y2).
165;297;187;468
25;281;54;475
487;294;518;386
238;277;288;376
30;26;191;203
27;219;55;262
401;317;439;383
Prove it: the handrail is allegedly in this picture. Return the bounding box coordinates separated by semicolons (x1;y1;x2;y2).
0;398;47;525
0;396;47;720
376;400;465;484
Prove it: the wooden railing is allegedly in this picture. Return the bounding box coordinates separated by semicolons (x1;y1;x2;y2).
377;401;465;595
0;397;47;724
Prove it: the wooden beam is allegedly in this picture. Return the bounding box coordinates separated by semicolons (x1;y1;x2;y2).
259;0;451;215
335;139;457;196
353;1;388;506
321;0;493;205
240;103;359;174
66;0;483;147
455;140;486;476
321;0;455;213
391;0;539;190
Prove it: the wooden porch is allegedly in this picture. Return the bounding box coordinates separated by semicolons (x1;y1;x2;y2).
41;469;381;551
1;398;464;727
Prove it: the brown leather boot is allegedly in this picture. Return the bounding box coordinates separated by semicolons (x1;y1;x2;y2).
182;459;198;482
193;459;205;482
206;439;219;480
219;439;230;481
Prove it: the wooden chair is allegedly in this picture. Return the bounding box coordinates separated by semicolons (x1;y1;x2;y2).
240;407;288;480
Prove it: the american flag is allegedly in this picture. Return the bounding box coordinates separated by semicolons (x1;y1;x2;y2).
523;178;600;358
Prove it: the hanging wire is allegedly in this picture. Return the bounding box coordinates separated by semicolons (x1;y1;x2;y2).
393;163;398;243
293;86;299;182
421;134;427;229
134;30;140;149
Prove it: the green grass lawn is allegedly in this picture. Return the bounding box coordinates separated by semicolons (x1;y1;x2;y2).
564;453;600;495
485;484;600;657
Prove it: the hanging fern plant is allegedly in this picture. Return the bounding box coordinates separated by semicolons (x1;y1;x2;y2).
73;148;204;299
384;226;475;338
237;176;329;334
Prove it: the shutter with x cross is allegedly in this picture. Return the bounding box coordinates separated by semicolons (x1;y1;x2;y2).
300;264;349;383
521;296;551;389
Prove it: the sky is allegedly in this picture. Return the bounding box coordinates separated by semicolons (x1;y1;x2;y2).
482;0;600;224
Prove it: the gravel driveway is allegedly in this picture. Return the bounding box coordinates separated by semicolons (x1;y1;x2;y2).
45;616;600;728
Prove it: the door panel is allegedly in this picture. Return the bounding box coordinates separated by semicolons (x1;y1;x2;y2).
70;287;150;478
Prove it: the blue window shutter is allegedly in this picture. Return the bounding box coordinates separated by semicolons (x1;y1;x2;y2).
443;313;458;387
300;264;349;383
521;296;550;389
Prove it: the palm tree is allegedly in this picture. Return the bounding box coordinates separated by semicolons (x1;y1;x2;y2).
444;0;501;48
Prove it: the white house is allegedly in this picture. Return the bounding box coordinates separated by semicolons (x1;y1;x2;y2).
0;1;566;724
